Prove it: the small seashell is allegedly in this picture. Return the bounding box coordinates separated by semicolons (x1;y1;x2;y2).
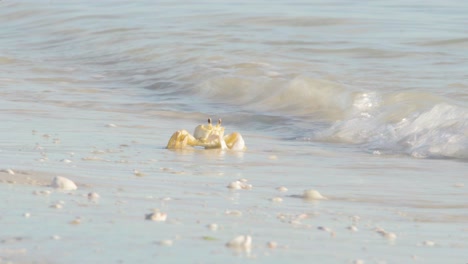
375;228;397;240
276;186;288;192
23;212;31;218
227;179;252;190
51;235;61;240
145;210;167;222
51;176;77;191
159;240;173;246
50;203;63;209
133;169;145;177
106;124;117;128
347;225;358;232
270;197;283;203
226;235;252;250
421;240;435;247
207;223;218;231
225;210;242;216
70;218;81;225
61;159;72;164
88;192;100;201
2;169;15;175
303;189;327;200
353;259;365;264
267;241;278;249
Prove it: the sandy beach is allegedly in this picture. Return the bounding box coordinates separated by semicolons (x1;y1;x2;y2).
1;1;467;263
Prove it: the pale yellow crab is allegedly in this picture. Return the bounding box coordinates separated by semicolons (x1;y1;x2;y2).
166;118;246;151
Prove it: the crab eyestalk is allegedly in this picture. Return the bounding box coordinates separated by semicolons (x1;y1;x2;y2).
208;118;212;125
217;118;222;127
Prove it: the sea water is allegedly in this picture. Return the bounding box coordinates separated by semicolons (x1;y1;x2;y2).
0;1;467;263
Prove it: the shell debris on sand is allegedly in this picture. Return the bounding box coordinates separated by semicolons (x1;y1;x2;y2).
227;179;252;190
270;197;283;203
158;240;173;246
1;169;15;175
207;223;219;231
302;189;327;200
51;176;77;191
375;228;397;240
145;209;167;222
88;192;100;201
226;235;252;250
276;186;288;192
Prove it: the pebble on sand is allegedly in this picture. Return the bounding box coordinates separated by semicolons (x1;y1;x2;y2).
23;212;31;218
51;176;78;191
145;210;167;222
302;189;327;200
226;235;252;250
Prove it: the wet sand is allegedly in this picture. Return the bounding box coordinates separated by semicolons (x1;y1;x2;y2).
1;106;467;264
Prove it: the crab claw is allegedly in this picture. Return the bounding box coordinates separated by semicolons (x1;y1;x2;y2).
166;130;196;149
224;132;246;151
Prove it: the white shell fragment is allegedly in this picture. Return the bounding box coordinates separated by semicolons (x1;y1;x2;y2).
375;228;397;240
207;223;219;231
159;240;173;246
51;176;78;191
302;189;327;200
2;169;15;175
276;186;288;192
227;179;252;190
270;197;283;203
226;235;252;250
88;192;100;201
145;210;167;222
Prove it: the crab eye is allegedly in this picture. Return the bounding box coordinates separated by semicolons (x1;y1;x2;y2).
208;118;212;124
218;118;222;125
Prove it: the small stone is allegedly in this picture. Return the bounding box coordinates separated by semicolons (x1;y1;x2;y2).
353;259;365;264
51;235;61;240
51;176;77;191
61;159;72;164
23;212;31;218
106;124;117;128
226;235;252;250
303;189;327;200
453;183;464;188
347;225;358;232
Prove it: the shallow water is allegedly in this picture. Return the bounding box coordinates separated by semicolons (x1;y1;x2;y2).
1;1;467;263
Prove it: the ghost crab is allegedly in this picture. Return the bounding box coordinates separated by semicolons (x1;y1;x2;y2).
166;118;246;151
